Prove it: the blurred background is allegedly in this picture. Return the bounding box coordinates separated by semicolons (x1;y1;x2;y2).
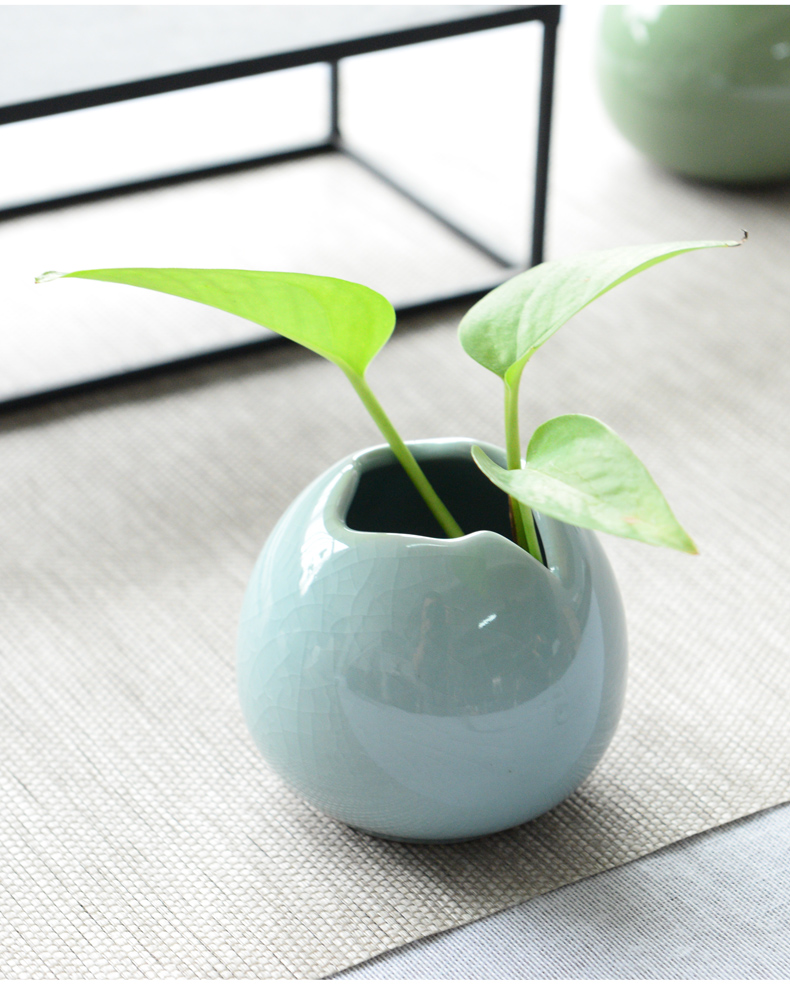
1;5;543;399
2;4;785;402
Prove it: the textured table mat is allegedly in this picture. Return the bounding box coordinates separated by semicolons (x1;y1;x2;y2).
2;247;790;977
335;802;790;980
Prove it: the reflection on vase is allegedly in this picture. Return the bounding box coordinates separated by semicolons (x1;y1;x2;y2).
237;439;627;842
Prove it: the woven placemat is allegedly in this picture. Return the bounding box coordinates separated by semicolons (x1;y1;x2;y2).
2;226;789;976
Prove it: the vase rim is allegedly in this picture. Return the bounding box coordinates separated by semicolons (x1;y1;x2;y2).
319;437;554;576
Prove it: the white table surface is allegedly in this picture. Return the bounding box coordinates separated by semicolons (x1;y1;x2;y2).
334;802;790;979
0;5;506;107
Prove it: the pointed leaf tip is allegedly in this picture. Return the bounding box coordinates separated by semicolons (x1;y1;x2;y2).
472;418;698;554
459;239;739;379
35;271;66;283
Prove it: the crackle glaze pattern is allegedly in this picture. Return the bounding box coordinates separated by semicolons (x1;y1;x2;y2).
237;439;627;842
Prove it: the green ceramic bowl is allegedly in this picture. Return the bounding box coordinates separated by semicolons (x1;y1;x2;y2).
598;5;790;183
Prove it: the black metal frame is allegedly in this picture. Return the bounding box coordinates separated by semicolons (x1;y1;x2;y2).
0;5;560;412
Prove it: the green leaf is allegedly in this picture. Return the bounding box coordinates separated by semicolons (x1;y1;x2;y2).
39;266;469;538
40;268;395;377
472;415;697;553
459;239;739;381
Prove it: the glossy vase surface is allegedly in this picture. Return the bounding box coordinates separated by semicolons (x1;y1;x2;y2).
237;439;628;842
598;5;790;183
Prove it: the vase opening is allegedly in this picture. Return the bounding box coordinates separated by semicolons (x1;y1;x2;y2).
344;448;512;540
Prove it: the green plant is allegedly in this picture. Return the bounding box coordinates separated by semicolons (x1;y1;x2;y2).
38;238;738;562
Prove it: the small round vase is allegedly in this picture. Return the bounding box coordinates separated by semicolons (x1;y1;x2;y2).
237;438;627;843
597;5;790;183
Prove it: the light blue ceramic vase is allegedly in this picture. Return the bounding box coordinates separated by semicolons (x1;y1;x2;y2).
237;438;627;843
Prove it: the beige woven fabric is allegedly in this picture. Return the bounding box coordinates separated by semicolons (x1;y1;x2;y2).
2;257;789;977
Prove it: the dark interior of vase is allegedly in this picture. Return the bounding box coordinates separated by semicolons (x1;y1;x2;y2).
345;453;513;539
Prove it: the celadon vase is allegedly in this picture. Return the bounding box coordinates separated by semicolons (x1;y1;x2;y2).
237;438;628;843
598;5;790;183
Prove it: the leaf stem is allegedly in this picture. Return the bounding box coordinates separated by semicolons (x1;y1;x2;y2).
345;371;465;539
504;373;543;562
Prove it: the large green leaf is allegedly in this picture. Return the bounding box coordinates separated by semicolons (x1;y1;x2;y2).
472;415;697;553
38;268;395;377
459;239;739;381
